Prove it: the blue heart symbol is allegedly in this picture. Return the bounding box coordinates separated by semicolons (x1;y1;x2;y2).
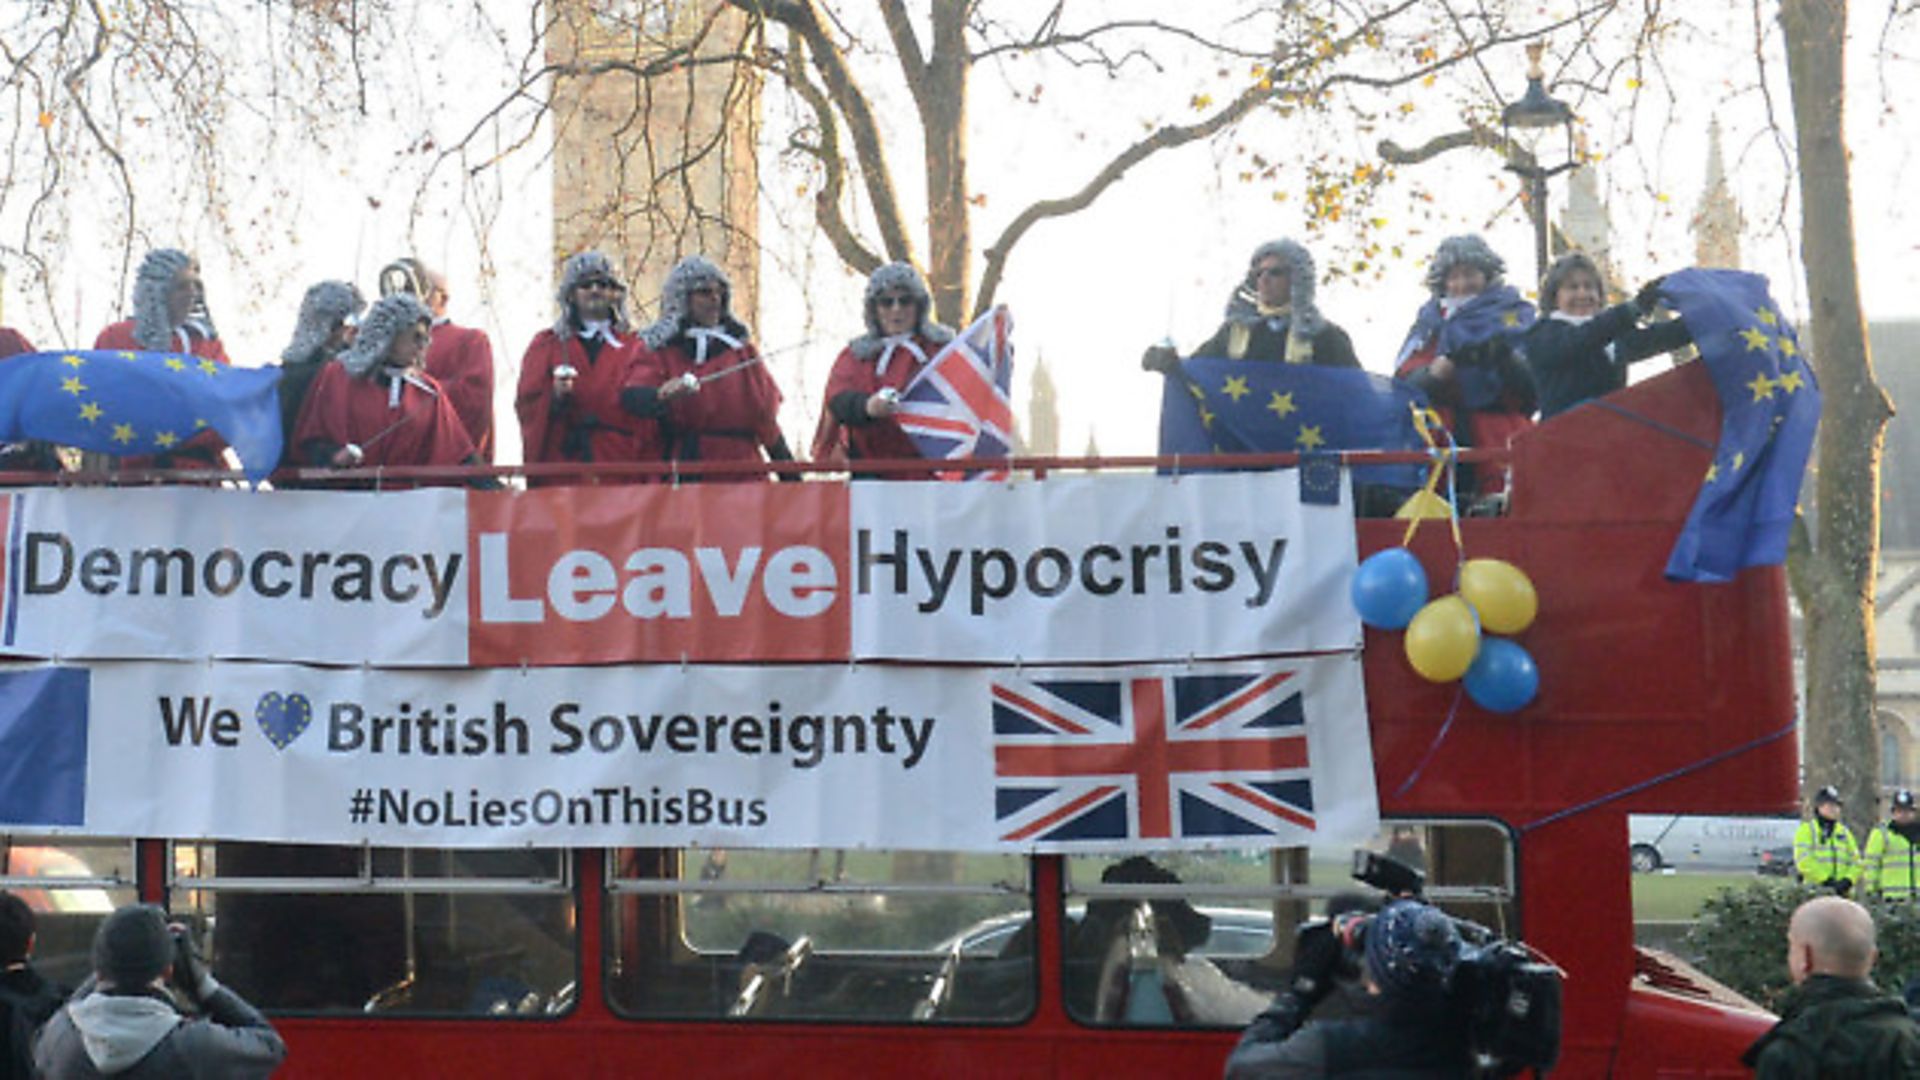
255;692;313;751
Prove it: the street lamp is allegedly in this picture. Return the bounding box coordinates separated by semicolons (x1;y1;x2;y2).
1501;41;1578;283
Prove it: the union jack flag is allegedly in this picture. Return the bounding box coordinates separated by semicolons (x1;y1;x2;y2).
896;305;1014;479
991;670;1314;846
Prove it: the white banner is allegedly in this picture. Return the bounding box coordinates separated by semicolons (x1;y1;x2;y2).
4;658;1377;852
0;488;467;666
847;472;1359;661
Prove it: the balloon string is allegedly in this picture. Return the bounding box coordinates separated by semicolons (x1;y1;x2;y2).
1393;685;1466;798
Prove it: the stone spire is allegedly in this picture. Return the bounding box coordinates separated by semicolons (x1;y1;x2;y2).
1692;118;1743;269
1556;131;1618;288
1026;353;1059;456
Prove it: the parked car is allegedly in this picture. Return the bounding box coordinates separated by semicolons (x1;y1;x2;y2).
1628;814;1798;874
1756;845;1796;877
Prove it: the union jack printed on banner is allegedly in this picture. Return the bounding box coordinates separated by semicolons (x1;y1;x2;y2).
897;305;1014;479
991;670;1314;845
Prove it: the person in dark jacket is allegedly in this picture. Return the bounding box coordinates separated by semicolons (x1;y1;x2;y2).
2;892;66;1080
34;903;285;1079
1523;253;1690;419
1742;895;1920;1077
1144;237;1360;371
1224;899;1471;1078
276;280;366;476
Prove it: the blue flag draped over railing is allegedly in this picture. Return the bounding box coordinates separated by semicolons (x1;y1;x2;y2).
0;350;283;483
1156;358;1429;491
1656;269;1821;583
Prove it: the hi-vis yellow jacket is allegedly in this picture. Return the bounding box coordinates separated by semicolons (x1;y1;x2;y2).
1794;818;1860;886
1865;824;1920;899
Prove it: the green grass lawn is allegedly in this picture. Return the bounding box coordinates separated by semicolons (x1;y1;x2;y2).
1632;871;1756;922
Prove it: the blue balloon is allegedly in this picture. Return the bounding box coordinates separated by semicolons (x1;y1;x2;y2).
1464;639;1540;713
1350;548;1430;629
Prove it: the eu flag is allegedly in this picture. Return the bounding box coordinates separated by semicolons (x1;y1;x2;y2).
1656;269;1821;583
0;667;89;828
0;350;283;483
1156;358;1429;491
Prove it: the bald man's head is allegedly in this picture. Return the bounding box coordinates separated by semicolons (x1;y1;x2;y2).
1787;896;1877;984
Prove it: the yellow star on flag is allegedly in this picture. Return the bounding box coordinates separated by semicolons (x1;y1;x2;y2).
1747;373;1776;402
1295;425;1326;450
1198;407;1216;429
1501;311;1521;327
1221;375;1251;402
1187;383;1205;401
1732;451;1746;472
1267;391;1297;419
1778;337;1798;358
1778;370;1806;394
165;357;186;372
60;376;86;396
154;432;179;448
111;423;136;445
197;359;220;376
117;351;136;361
61;354;85;368
78;402;103;422
1704;463;1720;484
193;418;209;429
1755;308;1778;326
1738;327;1770;352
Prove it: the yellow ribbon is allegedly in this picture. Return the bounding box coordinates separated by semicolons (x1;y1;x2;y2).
1399;404;1463;555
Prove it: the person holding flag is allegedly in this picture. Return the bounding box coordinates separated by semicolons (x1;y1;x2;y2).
93;248;233;473
290;293;481;487
621;255;796;482
1863;790;1920;902
517;251;657;484
811;261;954;476
1393;234;1538;500
1144;238;1359;370
1524;253;1691;419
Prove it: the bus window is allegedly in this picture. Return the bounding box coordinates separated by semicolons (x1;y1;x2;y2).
167;842;575;1016
1;836;137;989
605;848;1033;1024
1060;820;1518;1029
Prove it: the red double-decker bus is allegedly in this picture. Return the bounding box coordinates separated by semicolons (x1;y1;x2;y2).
3;363;1787;1077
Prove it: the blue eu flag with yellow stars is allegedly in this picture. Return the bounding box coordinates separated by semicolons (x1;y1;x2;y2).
1656;269;1821;583
0;350;283;483
1156;358;1429;493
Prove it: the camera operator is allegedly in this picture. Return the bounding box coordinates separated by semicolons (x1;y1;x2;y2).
1224;898;1470;1078
34;903;285;1079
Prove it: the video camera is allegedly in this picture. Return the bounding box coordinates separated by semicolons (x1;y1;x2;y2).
1285;848;1562;1078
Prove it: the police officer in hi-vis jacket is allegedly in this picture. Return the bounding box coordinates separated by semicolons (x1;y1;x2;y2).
1865;789;1920;901
1795;785;1861;896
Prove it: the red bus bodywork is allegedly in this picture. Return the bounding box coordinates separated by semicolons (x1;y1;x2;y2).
91;364;1783;1077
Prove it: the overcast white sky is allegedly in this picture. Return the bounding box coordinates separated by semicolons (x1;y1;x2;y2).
2;2;1914;464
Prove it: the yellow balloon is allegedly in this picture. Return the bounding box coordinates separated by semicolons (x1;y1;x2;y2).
1459;559;1539;635
1404;594;1481;682
1394;489;1454;520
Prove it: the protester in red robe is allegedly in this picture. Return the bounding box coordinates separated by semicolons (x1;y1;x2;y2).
379;257;496;461
94;248;233;472
810;261;953;478
516;251;657;485
291;293;479;488
621;255;794;482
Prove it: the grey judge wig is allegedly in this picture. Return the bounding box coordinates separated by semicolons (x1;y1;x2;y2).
281;281;366;365
1423;235;1507;297
639;255;750;349
337;294;431;378
130;248;195;350
553;251;631;337
849;261;954;361
1223;238;1325;336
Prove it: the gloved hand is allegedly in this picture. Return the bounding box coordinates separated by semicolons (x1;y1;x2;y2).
1141;343;1180;374
1288;921;1345;1007
1634;276;1666;317
1835;877;1855;898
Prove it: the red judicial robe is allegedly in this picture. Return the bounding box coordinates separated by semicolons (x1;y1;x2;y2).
516;329;659;484
94;319;232;471
425;320;496;461
811;337;936;478
627;335;785;482
291;362;476;488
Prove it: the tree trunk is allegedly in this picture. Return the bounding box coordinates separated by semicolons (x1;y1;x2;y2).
1779;0;1895;840
922;0;971;327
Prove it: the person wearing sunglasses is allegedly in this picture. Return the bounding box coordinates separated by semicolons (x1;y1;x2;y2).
516;251;658;485
622;255;796;482
1141;238;1359;372
810;261;954;476
291;292;483;487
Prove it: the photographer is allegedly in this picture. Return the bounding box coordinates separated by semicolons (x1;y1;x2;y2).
1225;898;1470;1078
34;904;285;1079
